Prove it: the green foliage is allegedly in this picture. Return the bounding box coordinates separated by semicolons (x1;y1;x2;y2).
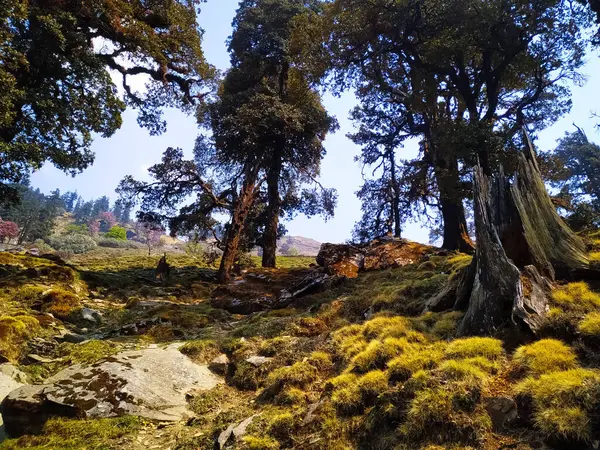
97;238;143;249
49;234;97;254
513;339;578;375
0;0;213;197
65;224;89;235
104;226;127;240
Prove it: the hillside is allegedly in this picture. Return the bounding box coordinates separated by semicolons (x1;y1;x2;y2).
1;237;600;449
276;236;322;256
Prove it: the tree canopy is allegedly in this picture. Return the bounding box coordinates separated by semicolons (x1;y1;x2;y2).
0;0;214;201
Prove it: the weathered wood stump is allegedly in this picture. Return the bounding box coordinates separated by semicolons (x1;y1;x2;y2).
427;131;591;336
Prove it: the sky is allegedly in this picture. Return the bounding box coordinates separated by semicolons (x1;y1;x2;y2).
30;0;600;244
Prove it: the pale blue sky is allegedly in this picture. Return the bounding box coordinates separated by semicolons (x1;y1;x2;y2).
31;0;600;244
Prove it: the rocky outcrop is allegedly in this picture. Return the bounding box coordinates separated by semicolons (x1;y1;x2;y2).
0;364;27;441
1;346;223;437
316;238;430;278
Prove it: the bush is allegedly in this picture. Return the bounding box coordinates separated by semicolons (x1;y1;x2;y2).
512;339;577;376
49;234;97;254
97;238;143;249
105;226;127;240
65;224;89;235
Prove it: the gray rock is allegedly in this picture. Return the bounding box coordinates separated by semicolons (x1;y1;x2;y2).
208;354;229;376
2;346;223;437
55;329;87;344
216;414;260;449
245;355;272;367
0;366;25;442
0;364;28;384
485;396;518;431
80;308;103;324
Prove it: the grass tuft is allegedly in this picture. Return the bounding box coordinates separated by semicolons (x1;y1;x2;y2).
513;339;577;375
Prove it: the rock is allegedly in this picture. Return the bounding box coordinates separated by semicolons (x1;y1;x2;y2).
216;414;260;449
208;354;229;375
54;330;87;344
80;308;103;324
316;243;364;278
245;356;272;367
26;354;64;364
211;296;272;315
0;365;25;442
275;272;344;309
23;267;41;278
316;239;430;278
2;347;223;437
0;364;29;384
485;396;518;431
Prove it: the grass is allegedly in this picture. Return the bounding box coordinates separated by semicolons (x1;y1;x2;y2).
512;339;578;375
0;416;141;449
578;312;600;336
551;282;600;313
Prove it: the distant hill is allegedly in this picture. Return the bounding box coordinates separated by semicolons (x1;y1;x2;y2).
276;236;322;256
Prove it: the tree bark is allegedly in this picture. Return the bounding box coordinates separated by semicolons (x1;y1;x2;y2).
262;150;283;268
433;136;591;336
433;153;474;253
217;171;258;284
389;149;402;238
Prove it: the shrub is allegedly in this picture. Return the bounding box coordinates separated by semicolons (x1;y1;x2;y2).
105;226;127;240
97;238;143;249
65;224;89;235
49;234;97;254
444;337;504;360
578;312;600;336
512;339;577;376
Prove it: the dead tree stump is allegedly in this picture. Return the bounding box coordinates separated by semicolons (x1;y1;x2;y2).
427;131;591;336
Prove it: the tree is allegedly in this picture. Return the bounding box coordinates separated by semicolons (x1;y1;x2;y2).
0;184;62;243
0;0;214;201
61;191;79;213
224;0;338;268
136;220;164;256
0;219;19;244
92;197;111;217
294;0;591;252
73;200;94;225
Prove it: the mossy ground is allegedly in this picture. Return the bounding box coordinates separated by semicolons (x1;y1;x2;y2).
3;244;600;450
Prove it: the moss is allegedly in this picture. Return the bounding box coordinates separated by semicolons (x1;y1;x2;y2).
179;339;221;363
57;340;120;366
241;435;280;450
363;315;413;339
40;289;80;320
0;416;141;449
331;382;363;415
289;317;328;337
307;351;333;372
431;312;464;339
0;315;40;361
259;337;293;357
266;412;296;440
444;337;504;361
275;386;309;405
265;361;318;393
513;339;577;376
349;338;414;373
551;282;600;312
578;312;600;336
11;285;46;304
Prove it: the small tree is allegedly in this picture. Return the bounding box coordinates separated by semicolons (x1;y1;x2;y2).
0;219;19;244
105;226;127;241
137;222;164;256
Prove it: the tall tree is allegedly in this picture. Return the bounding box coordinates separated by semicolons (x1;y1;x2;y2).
294;0;591;251
0;0;213;200
223;0;337;268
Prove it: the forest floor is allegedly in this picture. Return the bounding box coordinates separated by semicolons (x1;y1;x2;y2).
2;239;600;450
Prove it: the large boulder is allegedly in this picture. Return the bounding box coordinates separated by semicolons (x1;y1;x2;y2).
316;238;430;277
0;364;27;441
1;346;223;437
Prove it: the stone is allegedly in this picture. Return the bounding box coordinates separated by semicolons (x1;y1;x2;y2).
80;308;103;324
216;414;260;449
485;396;518;431
0;365;25;442
245;356;272;368
54;329;87;344
210;296;272;315
208;354;229;376
316;243;364;278
2;347;223;437
275;272;344;309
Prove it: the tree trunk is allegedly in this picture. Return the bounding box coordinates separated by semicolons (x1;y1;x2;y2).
433;153;474;253
389;150;402;238
262;151;283;268
218;171;258;284
428;135;591;336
